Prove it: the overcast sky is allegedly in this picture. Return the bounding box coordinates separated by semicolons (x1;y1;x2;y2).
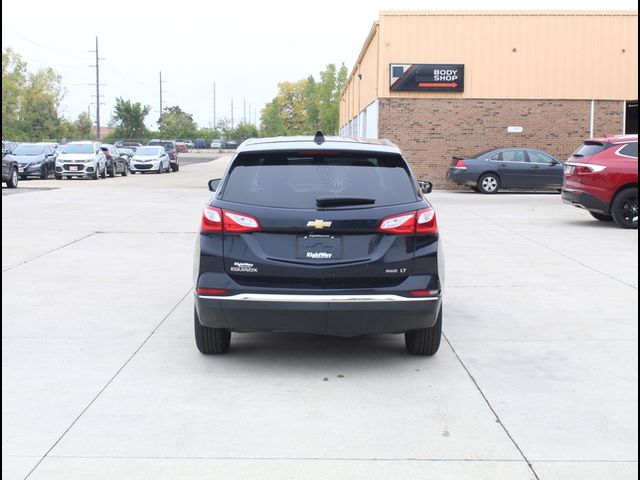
2;0;637;131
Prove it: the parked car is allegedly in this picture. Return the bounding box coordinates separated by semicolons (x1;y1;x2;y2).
446;147;564;193
7;143;56;179
194;138;208;149
55;141;106;180
175;141;188;152
562;134;638;229
129;146;171;174
210;138;223;149
147;139;179;172
193;132;443;355
225;140;238;149
184;140;194;148
115;141;143;152
2;155;19;188
100;144;129;177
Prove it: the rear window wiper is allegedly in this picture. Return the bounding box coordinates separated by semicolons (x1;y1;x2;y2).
316;196;376;208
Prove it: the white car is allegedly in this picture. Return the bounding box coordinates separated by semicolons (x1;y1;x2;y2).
129;146;171;174
55;141;106;180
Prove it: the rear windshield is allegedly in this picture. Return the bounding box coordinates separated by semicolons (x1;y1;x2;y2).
221;152;418;209
573;142;606;158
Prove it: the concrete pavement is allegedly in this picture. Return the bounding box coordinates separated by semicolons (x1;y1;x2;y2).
2;158;637;479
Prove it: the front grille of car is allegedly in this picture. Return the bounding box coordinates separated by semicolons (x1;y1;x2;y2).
63;164;85;171
134;164;153;170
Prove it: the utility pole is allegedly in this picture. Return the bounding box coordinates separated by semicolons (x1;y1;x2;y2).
213;82;216;129
231;98;234;129
89;37;104;140
159;71;163;120
243;98;246;124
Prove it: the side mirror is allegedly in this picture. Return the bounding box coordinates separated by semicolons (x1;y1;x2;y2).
418;180;433;195
208;178;222;192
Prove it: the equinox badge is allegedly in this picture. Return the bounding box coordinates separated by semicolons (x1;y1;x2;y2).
307;220;332;229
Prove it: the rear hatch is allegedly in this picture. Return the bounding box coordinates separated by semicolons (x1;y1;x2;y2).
564;141;610;180
212;150;431;290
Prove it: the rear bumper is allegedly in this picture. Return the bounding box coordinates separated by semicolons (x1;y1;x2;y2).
561;188;609;214
195;292;442;337
446;168;476;187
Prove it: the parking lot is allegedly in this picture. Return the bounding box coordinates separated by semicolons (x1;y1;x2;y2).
2;156;638;480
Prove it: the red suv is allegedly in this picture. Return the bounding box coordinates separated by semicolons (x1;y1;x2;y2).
562;134;638;229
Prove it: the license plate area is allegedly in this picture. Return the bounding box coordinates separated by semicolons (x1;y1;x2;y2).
297;235;342;260
564;165;574;175
69;165;79;171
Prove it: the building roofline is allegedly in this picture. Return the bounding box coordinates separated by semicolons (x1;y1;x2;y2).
340;21;379;102
379;10;637;16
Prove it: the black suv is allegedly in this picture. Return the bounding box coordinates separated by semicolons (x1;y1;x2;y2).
147;140;179;171
193;133;443;355
100;144;129;177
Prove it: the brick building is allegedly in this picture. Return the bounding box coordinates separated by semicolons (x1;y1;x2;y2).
339;11;638;188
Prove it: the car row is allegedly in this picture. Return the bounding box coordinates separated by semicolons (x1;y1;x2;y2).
53;140;181;179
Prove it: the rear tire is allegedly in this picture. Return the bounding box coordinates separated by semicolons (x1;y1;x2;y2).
109;164;116;177
611;187;638;229
477;174;500;194
40;165;48;180
92;168;99;180
100;164;106;179
405;307;442;356
194;308;231;354
55;173;62;180
122;166;128;176
589;211;613;222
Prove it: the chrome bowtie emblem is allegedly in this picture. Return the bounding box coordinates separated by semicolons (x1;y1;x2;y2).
307;220;332;229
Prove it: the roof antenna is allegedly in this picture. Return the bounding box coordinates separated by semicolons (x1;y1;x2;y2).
314;130;325;145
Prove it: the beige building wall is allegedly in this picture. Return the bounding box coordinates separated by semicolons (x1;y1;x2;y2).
341;11;638;123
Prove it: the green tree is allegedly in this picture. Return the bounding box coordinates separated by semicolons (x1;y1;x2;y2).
2;48;28;139
158;105;198;139
229;122;259;143
317;63;348;134
74;112;93;138
259;63;348;137
20;67;64;141
110;97;151;139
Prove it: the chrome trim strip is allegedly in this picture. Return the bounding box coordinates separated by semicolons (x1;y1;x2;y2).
198;293;441;303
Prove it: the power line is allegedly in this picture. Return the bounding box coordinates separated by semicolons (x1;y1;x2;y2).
4;28;88;60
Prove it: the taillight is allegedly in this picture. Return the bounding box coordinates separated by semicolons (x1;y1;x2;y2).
196;288;228;295
223;210;261;233
566;162;607;175
200;207;261;233
201;206;223;232
454;160;467;169
105;153;112;160
416;208;438;234
378;212;416;234
378;208;438;235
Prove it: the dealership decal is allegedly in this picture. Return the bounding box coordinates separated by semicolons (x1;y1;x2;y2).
230;262;258;273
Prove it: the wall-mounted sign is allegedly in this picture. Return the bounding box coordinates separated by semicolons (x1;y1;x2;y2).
390;64;464;92
507;126;524;133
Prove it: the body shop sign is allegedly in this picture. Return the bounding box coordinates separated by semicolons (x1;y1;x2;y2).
390;64;464;92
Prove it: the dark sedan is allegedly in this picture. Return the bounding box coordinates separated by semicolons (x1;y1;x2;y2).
446;148;564;193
